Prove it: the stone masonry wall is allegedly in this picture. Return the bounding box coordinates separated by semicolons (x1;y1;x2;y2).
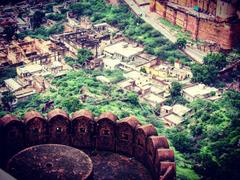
0;109;176;180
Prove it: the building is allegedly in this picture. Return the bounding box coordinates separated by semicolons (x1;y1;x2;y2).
17;64;43;78
146;60;192;81
150;0;240;49
102;57;121;70
4;78;23;92
142;93;166;107
104;41;144;62
161;104;191;127
96;76;111;84
183;84;220;102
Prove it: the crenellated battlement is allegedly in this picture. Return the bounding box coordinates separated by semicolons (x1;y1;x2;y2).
0;108;176;180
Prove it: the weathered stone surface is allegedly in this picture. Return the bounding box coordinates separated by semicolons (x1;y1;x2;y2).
7;144;93;180
87;150;153;180
1;109;176;180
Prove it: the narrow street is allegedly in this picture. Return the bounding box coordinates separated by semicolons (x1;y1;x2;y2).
123;0;207;63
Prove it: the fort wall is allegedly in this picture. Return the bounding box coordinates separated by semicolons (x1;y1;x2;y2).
0;109;176;180
150;0;240;50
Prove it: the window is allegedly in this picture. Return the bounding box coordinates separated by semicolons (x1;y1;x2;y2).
56;127;62;134
103;129;110;136
79;127;86;134
8;130;16;139
137;139;144;147
121;133;129;141
32;128;39;136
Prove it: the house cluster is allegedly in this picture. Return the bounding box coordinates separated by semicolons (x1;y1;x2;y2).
96;38;222;127
51;17;119;58
0;1;31;34
3;59;72;104
0;0;223;128
1;35;72;104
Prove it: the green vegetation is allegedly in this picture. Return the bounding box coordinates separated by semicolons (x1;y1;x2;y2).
175;38;187;49
0;67;17;85
18;23;64;40
64;49;93;67
31;11;45;29
191;53;227;86
167;90;240;179
45;2;57;13
3;25;17;41
165;82;187;106
65;0;191;65
159;18;191;41
77;49;93;65
1;91;16;111
46;13;65;21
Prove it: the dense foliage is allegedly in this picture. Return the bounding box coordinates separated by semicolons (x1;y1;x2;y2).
191;53;228;86
168;90;240;179
0;67;17;85
31;11;45;29
165;82;187;106
0;68;198;179
46;13;65;21
18;23;64;40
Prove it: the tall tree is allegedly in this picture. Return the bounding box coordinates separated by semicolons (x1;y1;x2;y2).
175;38;187;49
77;48;93;66
3;25;17;41
170;81;182;97
1;91;16;111
31;11;45;29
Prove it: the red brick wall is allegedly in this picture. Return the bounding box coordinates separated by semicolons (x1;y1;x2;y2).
186;15;198;38
198;19;240;49
176;11;187;28
166;6;176;24
116;122;135;156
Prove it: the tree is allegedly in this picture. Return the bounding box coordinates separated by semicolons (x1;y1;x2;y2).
203;53;227;70
46;13;65;21
191;64;219;85
175;38;187;49
170;81;182;97
3;25;17;41
191;53;227;85
31;11;45;29
1;91;16;111
140;67;147;73
127;92;138;105
77;48;93;66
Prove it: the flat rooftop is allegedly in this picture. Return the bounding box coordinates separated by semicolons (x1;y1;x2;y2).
4;78;22;92
17;64;42;74
164;113;182;125
183;84;218;97
104;41;143;59
172;104;191;117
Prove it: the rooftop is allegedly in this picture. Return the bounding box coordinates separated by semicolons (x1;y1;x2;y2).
142;93;166;105
172;104;191;117
183;84;218;97
104;41;143;58
17;64;43;74
4;78;22;92
163;113;182;125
